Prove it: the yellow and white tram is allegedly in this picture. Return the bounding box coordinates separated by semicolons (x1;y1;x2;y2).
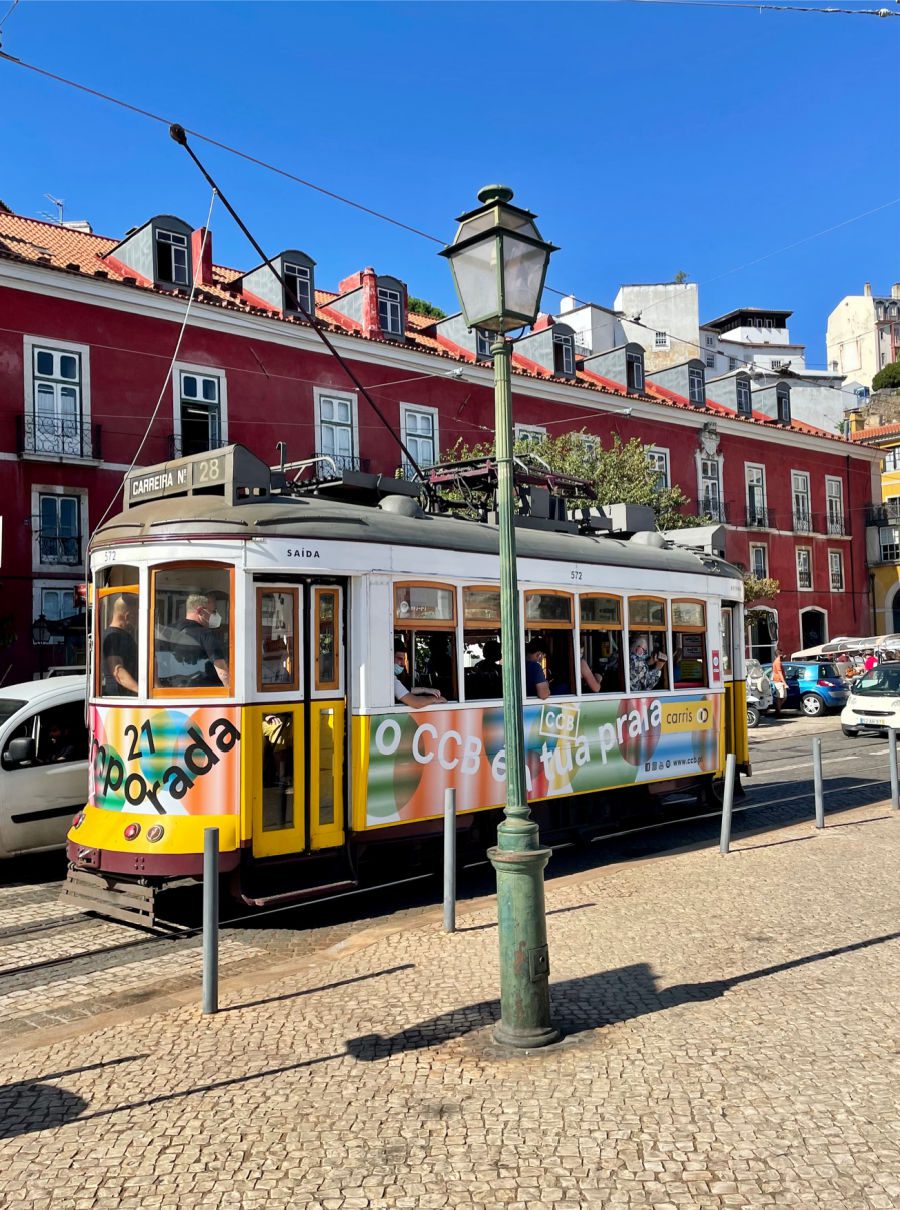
64;445;749;922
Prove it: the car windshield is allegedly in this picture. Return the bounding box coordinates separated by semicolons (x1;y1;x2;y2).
853;665;900;696
0;698;26;728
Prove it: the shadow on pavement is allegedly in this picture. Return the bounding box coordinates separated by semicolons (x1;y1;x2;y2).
219;962;415;1013
0;1057;147;1140
457;901;596;934
345;927;900;1060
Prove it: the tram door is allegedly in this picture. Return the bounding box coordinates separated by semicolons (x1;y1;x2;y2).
250;580;346;858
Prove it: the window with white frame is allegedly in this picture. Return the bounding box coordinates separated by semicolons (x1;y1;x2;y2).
552;332;575;376
705;353;715;369
884;448;900;473
825;477;844;535
155;229;189;286
647;448;669;490
880;527;900;562
746;465;767;526
792;471;811;532
283;262;312;315
776;391;791;424
377;287;403;336
626;350;644;392
736;378;751;416
475;329;493;360
177;371;222;458
654;330;669;349
828;550;844;591
38;493;81;566
400;404;438;474
728;357;737;371
750;543;768;579
317;392;357;472
705;335;715;347
38;585;79;639
689;368;705;405
771;359;784;370
700;458;723;521
796;547;813;590
515;425;546;446
29;345;85;457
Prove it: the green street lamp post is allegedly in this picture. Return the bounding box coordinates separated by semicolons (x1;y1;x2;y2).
441;186;560;1049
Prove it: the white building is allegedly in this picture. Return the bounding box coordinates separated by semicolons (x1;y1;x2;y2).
612;282;700;373
826;283;900;390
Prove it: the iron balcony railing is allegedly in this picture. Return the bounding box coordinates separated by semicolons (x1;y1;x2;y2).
37;533;82;566
18;414;101;460
867;503;900;527
745;505;770;528
698;500;727;524
316;453;369;477
825;512;845;536
792;509;813;534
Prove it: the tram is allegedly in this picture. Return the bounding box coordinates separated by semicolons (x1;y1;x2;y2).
63;445;749;923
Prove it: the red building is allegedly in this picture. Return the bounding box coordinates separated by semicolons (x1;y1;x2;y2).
0;208;880;681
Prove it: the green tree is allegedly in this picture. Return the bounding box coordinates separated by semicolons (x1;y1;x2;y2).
407;296;446;319
873;362;900;391
443;430;693;529
672;270;688;284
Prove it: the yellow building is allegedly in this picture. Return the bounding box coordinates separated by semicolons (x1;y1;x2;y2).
849;410;900;633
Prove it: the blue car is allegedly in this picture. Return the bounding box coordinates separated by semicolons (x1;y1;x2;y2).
764;660;848;717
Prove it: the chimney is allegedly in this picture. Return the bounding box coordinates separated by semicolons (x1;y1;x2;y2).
532;313;553;332
360;267;380;339
864;282;872;298
559;294;577;314
892;284;900;300
191;227;213;286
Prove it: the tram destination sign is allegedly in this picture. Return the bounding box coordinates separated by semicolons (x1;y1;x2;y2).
125;446;272;508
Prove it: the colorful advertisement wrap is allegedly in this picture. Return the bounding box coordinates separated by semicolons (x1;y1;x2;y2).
366;694;721;827
90;705;241;816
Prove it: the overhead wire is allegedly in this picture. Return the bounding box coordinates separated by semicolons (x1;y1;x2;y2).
595;0;897;12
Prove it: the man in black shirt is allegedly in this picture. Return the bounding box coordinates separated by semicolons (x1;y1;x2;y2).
102;594;138;695
177;593;229;688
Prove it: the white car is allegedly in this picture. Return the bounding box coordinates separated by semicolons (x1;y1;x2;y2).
840;663;900;736
0;676;88;857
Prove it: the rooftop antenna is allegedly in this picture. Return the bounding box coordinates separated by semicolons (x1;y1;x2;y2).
38;193;65;224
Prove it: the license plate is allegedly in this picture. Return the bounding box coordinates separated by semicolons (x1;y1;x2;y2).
857;716;888;726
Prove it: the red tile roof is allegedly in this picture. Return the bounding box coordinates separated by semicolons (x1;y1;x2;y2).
0;209;860;448
849;423;900;443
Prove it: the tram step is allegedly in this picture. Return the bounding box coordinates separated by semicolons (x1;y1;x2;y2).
60;866;159;929
239;879;357;909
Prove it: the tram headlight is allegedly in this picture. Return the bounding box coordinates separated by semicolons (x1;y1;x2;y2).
123;823;141;841
146;825;165;843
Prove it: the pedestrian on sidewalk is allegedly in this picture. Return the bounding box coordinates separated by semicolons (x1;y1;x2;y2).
772;648;787;715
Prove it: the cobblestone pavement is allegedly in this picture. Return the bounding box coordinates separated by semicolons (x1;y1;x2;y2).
1;799;898;1209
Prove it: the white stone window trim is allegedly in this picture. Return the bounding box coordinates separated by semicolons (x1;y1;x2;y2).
399;402;440;473
32;576;82;641
171;361;228;455
647;446;670;489
514;424;547;444
791;468;811;529
796;546;814;591
23;334;93;460
749;542;769;579
654;330;669;349
30;483;88;574
827;548;844;592
314;385;359;466
694;449;724;521
799;605;828;644
745;462;767;521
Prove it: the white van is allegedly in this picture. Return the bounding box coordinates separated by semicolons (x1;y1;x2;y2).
0;676;88;858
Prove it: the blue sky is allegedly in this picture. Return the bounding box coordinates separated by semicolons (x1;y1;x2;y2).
2;0;898;363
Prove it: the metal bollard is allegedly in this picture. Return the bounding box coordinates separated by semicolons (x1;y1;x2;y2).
812;736;824;830
890;729;900;812
443;788;456;933
719;753;737;855
202;826;219;1015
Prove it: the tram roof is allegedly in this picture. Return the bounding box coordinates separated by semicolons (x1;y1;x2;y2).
94;490;742;583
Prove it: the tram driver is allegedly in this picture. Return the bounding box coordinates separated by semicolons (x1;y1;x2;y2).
175;593;230;688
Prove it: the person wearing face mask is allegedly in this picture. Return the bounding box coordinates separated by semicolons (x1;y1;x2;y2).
393;639;445;707
176;592;230;687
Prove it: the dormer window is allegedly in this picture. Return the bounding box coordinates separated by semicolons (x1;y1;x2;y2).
626;350;644;392
553;332;575;376
777;391;791;424
688;367;705;405
378;287;403;336
476;329;494;361
736;379;752;415
284;262;312;315
155;229;189;286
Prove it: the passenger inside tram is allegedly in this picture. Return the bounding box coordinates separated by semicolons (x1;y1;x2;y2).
153;567;232;691
393;639;447;707
101;593;138;696
466;638;503;700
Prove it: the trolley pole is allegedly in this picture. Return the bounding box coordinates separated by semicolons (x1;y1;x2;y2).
443;788;457;933
719;753;737;855
202;826;219;1015
812;737;825;830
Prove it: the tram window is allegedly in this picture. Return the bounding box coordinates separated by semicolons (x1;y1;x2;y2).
628;597;669;692
152;565;233;694
672;600;707;688
394;581;457;703
463;587;502;701
721;609;733;677
314;588;340;693
580;595;624;694
524;593;574;695
257;589;298;693
261;712;294;831
96;565;140;698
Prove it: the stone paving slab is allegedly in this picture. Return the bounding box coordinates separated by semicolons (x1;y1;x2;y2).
1;801;898;1209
